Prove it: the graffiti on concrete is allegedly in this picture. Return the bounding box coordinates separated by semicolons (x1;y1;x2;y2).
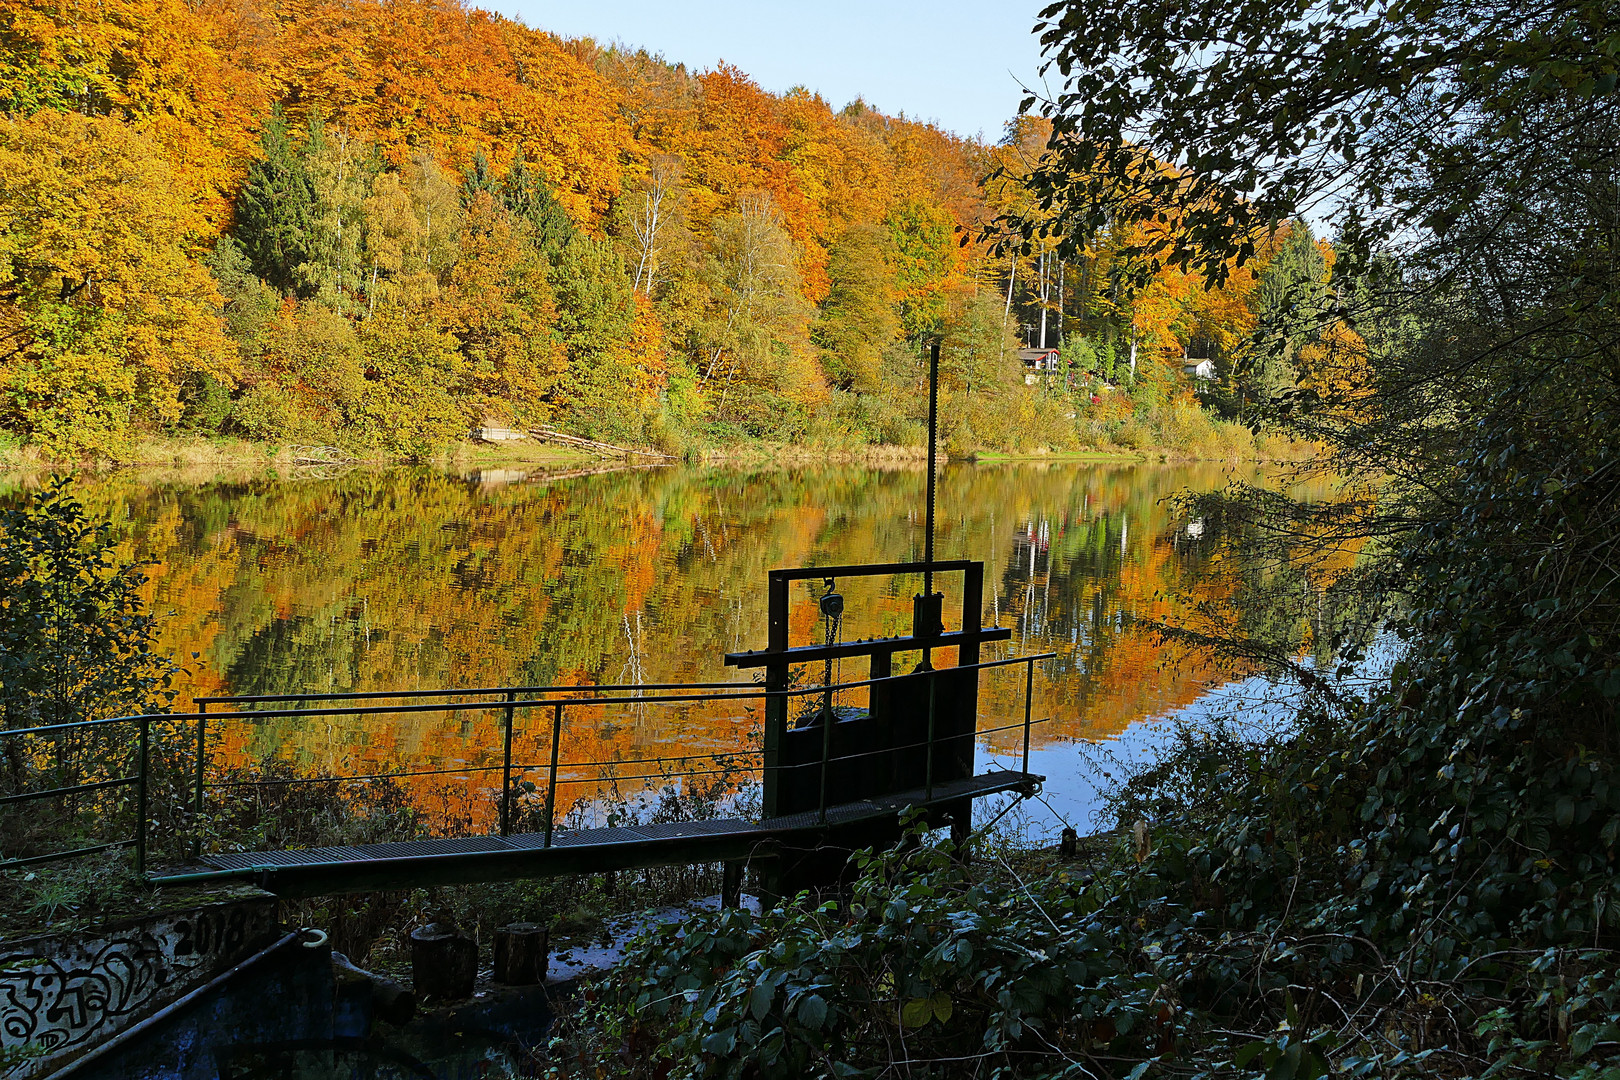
0;898;274;1078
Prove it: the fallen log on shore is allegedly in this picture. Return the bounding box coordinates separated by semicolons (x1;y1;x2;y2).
527;427;674;460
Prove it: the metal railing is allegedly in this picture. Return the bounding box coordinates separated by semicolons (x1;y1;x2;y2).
0;653;1054;876
0;713;154;872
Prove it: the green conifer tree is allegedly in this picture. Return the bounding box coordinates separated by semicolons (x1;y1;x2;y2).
1241;221;1329;414
460;149;499;204
235;106;315;297
501;149;575;256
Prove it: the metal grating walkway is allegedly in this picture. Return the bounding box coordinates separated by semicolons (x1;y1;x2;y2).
188;770;1040;896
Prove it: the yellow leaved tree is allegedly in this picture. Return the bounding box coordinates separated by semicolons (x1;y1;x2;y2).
0;110;236;458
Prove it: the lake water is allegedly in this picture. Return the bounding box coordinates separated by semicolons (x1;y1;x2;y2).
21;460;1332;840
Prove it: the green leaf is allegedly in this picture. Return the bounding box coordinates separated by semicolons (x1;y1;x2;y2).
1235;1040;1268;1067
1275;1040;1303;1079
797;993;828;1030
701;1029;737;1055
930;992;954;1023
748;982;773;1021
901;997;933;1028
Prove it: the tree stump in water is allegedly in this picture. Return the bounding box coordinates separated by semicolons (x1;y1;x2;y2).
410;922;478;1001
493;922;548;985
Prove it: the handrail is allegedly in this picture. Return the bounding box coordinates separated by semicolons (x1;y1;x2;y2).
193;718;1052;791
0;652;1057;730
134;652;1061;725
194;679;747;706
0;714;158;739
2;652;1058;872
0;775;137;805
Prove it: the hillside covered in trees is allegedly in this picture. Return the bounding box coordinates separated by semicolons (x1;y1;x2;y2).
0;0;1339;460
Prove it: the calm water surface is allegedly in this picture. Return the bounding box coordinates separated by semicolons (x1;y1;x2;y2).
31;461;1325;836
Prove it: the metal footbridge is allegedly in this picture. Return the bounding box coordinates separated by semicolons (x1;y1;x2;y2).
1;560;1051;898
189;772;1036;897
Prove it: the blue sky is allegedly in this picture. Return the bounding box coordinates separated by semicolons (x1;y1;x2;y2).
486;0;1051;143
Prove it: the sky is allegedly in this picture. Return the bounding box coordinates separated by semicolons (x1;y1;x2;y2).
487;0;1052;143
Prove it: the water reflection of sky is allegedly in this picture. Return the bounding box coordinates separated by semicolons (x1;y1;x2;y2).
977;634;1404;842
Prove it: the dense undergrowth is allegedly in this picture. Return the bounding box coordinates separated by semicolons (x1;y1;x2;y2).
527;368;1620;1079
550;565;1618;1080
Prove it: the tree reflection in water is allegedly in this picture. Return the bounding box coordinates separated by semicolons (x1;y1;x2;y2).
11;462;1347;830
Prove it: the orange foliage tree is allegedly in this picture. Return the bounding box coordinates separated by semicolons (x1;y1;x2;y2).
0;0;1333;459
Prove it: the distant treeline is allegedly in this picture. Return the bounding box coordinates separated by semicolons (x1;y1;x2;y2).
0;0;1348;459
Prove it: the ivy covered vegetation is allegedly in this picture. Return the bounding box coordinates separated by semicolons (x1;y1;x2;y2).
539;0;1620;1075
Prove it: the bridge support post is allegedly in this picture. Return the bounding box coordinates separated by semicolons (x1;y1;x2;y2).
494;922;548;985
191;703;207;859
501;691;516;836
411;921;477;1002
544;703;562;848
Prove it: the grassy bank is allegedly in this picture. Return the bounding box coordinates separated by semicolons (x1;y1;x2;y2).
0;435;605;471
1;424;1312;473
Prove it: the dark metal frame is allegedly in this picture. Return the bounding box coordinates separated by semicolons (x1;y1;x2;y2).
1;558;1050;888
0;654;1051;880
725;560;1008;819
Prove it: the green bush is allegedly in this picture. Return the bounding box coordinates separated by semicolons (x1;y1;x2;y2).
568;826;1163;1080
0;478;183;865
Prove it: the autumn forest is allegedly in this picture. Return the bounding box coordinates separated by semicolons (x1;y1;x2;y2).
1;0;1348;461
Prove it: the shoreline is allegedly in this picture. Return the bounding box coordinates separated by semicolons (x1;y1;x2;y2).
0;434;1312;474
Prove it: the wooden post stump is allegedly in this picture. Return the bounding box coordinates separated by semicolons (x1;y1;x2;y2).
493;922;549;985
721;861;743;909
1060;827;1078;860
410;921;478;1001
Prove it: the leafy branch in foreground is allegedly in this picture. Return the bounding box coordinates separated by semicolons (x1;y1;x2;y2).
544;695;1619;1080
0;477;186;866
0;476;179;733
